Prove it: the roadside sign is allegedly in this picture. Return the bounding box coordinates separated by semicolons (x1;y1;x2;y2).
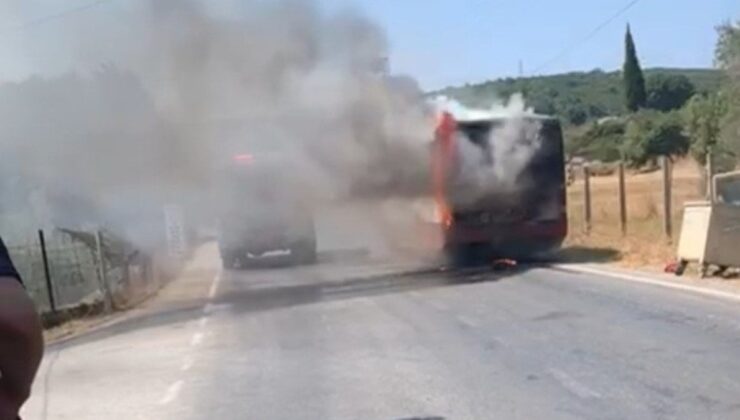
163;204;187;259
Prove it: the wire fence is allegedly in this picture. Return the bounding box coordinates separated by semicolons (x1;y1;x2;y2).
566;158;708;239
6;228;168;319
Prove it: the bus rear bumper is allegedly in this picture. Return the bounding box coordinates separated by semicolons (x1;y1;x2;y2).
443;219;568;259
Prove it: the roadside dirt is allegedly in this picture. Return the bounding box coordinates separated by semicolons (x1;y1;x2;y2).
43;244;216;344
566;159;704;268
563;158;740;294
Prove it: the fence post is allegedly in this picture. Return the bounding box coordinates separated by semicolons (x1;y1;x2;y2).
95;230;113;312
661;156;673;239
618;162;627;236
583;165;592;234
706;149;715;200
38;230;56;314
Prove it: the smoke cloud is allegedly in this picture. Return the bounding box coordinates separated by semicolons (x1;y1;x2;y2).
0;0;435;249
0;0;548;260
433;94;544;208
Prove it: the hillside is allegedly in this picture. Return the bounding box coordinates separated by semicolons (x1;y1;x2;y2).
433;67;724;125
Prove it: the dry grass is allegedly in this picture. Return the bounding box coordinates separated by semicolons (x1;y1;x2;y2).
565;159;705;270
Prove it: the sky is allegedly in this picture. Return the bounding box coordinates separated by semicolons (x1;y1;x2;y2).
0;0;737;91
332;0;740;89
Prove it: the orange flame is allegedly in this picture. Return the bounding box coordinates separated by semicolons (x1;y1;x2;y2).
432;112;456;229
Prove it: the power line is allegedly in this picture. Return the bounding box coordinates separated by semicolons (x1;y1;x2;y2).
2;0;116;34
529;0;644;75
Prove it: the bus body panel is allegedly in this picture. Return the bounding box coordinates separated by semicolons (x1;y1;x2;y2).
432;114;567;261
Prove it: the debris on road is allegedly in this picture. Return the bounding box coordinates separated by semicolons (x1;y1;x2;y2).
492;258;518;270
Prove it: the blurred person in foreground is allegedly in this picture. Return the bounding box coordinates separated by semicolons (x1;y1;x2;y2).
0;238;43;420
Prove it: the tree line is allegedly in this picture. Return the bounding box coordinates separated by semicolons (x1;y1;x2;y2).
434;68;721;128
435;21;739;171
568;21;739;170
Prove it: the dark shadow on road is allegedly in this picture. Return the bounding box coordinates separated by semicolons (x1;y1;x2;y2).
50;261;531;349
230;248;371;270
550;246;621;264
220;264;526;319
318;248;371;264
395;417;446;420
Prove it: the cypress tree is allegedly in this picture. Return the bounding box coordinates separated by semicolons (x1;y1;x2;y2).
623;24;646;112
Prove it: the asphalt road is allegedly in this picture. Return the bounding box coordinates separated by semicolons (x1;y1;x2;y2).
22;245;740;420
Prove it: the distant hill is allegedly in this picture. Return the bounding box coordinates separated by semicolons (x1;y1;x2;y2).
432;68;724;125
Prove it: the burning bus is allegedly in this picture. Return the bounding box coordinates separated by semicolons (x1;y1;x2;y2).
432;112;567;264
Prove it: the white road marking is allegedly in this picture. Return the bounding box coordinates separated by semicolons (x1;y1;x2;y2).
549;368;601;400
180;357;194;372
158;380;183;405
203;302;231;315
178;273;220;382
208;272;222;299
557;264;740;304
190;332;204;346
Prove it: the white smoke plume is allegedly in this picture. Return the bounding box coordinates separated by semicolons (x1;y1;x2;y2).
0;0;435;249
433;94;544;208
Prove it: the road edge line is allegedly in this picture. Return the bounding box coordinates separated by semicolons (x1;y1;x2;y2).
554;264;740;304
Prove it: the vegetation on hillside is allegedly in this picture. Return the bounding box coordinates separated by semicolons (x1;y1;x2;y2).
587;21;739;169
646;73;696;112
622;110;689;166
683;93;729;167
716;21;740;161
434;67;722;127
565;119;625;162
436;22;738;171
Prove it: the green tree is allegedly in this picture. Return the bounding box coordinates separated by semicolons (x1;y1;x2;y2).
623;25;646;112
433;68;723;127
529;95;556;115
644;113;690;160
716;21;740;161
555;96;589;125
588;104;608;119
683;93;729;165
715;21;740;73
570;119;626;162
646;73;696;111
565;104;589;125
623;111;689;166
